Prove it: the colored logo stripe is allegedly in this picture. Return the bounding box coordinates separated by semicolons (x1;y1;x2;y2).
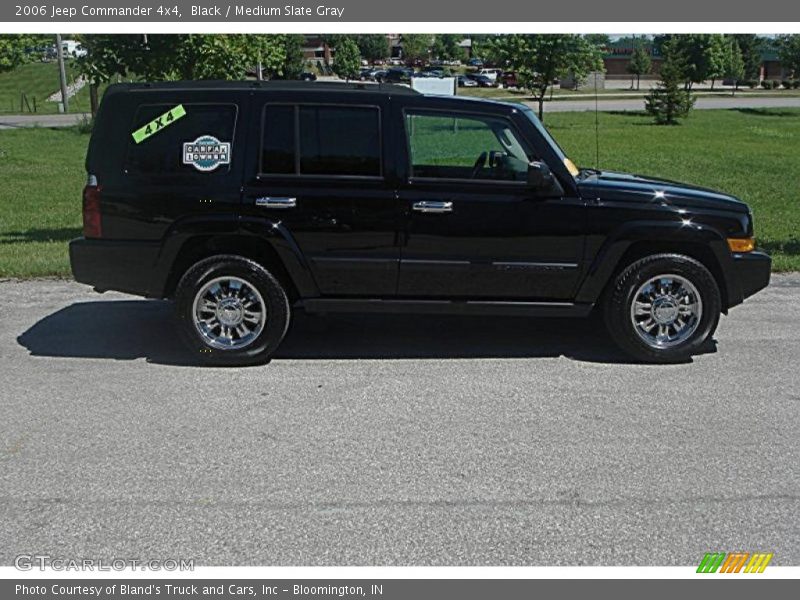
697;552;726;573
131;104;186;144
744;553;773;573
697;552;773;573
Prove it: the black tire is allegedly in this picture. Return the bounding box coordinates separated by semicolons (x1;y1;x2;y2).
174;255;290;366
603;253;721;363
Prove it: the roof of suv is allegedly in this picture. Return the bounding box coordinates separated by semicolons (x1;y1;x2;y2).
106;80;422;96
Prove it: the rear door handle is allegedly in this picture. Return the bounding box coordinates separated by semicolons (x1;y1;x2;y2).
412;200;453;214
255;196;296;209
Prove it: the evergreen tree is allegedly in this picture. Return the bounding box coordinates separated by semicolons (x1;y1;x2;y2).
645;41;695;125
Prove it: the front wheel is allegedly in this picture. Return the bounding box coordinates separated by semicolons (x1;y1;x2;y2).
603;254;721;363
174;255;290;366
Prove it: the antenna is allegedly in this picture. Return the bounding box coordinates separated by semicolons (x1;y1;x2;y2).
594;71;600;169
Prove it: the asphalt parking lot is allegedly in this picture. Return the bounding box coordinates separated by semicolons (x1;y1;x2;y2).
2;277;799;565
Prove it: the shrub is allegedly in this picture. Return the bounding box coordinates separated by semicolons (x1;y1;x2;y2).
772;80;782;89
761;80;771;89
781;80;792;89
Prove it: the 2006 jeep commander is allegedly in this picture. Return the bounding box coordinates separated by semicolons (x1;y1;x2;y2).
70;81;771;365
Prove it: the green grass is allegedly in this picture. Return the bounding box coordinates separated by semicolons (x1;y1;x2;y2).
0;127;86;277
0;60;100;115
0;108;798;278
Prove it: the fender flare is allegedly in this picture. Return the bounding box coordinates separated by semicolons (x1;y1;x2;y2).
575;220;738;306
150;213;319;298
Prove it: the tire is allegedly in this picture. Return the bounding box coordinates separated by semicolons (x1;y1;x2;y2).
174;255;290;366
603;253;721;363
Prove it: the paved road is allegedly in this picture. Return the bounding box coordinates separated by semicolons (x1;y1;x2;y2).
3;96;800;130
2;277;799;565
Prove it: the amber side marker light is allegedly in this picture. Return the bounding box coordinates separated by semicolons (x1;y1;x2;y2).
727;237;755;253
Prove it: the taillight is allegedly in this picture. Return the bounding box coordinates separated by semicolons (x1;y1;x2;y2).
82;175;102;238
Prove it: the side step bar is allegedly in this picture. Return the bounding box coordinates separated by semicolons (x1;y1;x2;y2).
297;298;594;318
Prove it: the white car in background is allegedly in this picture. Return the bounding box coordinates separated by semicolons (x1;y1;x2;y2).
478;68;502;82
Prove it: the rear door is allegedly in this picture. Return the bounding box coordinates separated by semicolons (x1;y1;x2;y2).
241;93;401;296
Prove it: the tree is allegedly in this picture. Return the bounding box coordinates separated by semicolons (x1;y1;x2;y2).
584;34;611;49
0;35;38;74
479;34;602;120
355;34;389;63
332;37;361;81
705;35;729;90
432;34;462;61
400;34;431;62
777;35;800;78
627;40;652;90
723;38;745;95
732;34;764;81
645;39;695;125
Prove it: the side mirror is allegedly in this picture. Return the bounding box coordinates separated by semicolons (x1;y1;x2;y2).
527;161;563;196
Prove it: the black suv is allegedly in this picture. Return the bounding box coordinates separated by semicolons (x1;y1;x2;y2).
70;81;771;365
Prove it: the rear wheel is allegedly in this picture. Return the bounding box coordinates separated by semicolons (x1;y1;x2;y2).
604;254;721;363
174;255;290;366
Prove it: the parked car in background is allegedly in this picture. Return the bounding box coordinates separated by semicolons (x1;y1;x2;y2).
478;68;503;83
500;72;519;88
469;74;496;88
467;57;484;67
298;72;317;81
457;75;478;87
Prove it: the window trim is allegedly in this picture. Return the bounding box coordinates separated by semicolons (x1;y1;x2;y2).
401;107;534;186
123;102;239;177
258;102;384;181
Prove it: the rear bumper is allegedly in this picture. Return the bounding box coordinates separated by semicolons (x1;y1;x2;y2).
69;238;161;297
728;250;771;306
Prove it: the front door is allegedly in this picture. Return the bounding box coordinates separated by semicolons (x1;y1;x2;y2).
396;109;586;300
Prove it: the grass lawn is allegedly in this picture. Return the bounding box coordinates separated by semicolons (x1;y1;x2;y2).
0;61;100;115
0;107;798;278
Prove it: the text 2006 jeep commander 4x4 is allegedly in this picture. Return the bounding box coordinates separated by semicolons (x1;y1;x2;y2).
70;81;771;365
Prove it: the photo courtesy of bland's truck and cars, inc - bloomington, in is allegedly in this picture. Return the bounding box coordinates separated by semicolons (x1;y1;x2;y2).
0;30;799;574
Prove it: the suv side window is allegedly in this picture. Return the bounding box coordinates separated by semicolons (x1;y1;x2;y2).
404;111;533;182
125;103;237;176
261;104;381;177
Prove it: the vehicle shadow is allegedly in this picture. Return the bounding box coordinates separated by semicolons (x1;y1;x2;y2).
17;299;705;366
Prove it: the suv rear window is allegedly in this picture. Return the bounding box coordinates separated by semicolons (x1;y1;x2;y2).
125;103;237;176
261;105;381;177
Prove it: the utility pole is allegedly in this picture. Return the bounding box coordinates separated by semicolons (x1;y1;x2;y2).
55;33;69;113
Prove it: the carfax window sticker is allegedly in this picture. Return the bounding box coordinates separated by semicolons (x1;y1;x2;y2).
131;104;187;143
182;135;232;172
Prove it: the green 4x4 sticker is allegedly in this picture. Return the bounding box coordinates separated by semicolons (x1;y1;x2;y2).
131;104;187;144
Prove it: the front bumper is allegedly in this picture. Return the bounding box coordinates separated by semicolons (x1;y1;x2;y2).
69;237;161;297
729;250;771;306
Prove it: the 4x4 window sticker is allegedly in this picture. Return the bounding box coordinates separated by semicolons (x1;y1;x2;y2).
259;102;384;179
130;104;186;144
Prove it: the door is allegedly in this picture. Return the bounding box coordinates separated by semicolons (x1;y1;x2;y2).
397;109;586;300
242;100;401;297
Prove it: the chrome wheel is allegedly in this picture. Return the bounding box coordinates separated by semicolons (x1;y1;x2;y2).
192;276;266;350
629;274;703;349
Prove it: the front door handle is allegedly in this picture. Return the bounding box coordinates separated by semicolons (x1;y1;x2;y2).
412;200;453;214
255;196;296;209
